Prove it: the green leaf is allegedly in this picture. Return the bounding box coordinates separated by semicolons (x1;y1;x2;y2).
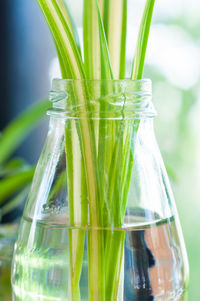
131;0;155;80
83;0;113;80
0;100;50;165
54;0;82;74
103;0;127;79
95;0;113;80
62;1;82;55
37;0;85;79
0;167;34;205
83;0;102;79
47;170;67;201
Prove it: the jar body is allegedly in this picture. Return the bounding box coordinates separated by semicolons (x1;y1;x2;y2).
11;80;189;300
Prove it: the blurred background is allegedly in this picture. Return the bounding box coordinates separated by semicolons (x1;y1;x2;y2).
0;0;200;299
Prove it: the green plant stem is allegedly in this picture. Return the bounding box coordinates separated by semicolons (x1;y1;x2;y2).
102;4;157;297
95;0;113;80
84;2;114;299
94;0;114;216
40;0;88;292
131;0;155;80
68;229;85;300
84;0;102;79
37;0;85;78
103;0;127;79
59;0;82;55
36;0;156;299
87;229;105;301
97;3;127;293
104;119;126;299
83;0;102;153
122;0;156;216
64;81;105;300
37;2;106;299
105;231;125;299
71;80;105;301
65;119;88;300
123;0;156;214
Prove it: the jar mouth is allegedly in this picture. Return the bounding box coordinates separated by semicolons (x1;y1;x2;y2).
48;78;156;120
52;78;151;84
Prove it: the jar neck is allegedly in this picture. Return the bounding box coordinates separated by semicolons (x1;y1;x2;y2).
48;79;156;120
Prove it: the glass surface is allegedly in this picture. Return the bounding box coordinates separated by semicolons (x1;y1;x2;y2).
11;80;188;300
12;211;186;300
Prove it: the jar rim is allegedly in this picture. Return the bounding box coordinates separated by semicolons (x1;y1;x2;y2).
52;78;152;94
48;78;156;120
52;78;151;84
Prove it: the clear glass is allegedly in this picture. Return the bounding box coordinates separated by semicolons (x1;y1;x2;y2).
11;79;189;300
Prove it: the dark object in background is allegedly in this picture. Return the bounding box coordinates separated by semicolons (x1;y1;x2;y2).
125;209;156;300
0;1;55;224
0;0;56;164
0;3;54;296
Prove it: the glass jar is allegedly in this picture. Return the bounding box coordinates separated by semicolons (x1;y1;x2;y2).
11;79;189;300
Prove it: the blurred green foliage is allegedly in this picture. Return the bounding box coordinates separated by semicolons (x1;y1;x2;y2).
0;100;50;221
144;1;200;298
0;99;50;300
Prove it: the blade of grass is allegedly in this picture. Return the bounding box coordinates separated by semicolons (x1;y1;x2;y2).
103;3;156;296
55;44;71;77
83;2;114;299
37;0;85;78
95;1;114;208
53;1;82;75
84;0;113;203
59;0;82;55
83;0;113;153
124;0;156;213
131;0;155;80
95;0;113;80
47;170;67;205
98;0;105;16
37;4;100;228
0;100;50;165
84;0;113;80
120;0;156;220
104;119;126;299
103;0;127;79
38;8;103;300
68;85;104;301
83;0;101;79
66;119;87;300
65;112;105;300
124;0;156;217
105;231;125;299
